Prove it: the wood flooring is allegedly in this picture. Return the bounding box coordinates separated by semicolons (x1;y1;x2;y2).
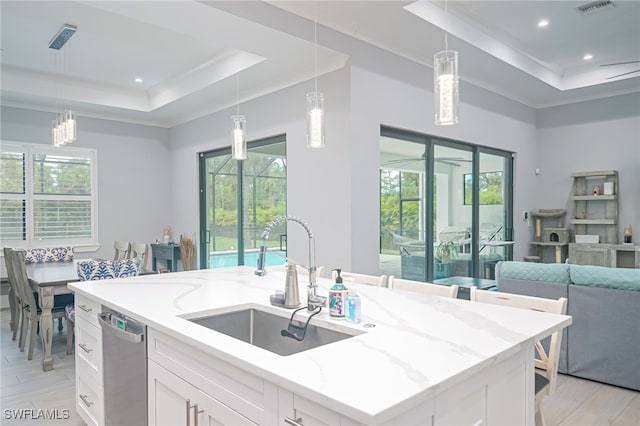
1;310;638;425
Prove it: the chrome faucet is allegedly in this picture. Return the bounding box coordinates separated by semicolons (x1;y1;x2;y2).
256;215;325;310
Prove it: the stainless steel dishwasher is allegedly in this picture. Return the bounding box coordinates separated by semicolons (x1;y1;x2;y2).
98;310;147;426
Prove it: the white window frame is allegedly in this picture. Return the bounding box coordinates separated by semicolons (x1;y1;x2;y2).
1;141;99;249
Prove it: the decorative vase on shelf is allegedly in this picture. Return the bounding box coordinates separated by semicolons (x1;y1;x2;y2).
623;224;633;245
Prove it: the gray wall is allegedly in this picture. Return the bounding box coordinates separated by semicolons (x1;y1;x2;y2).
0;106;171;262
2;77;638;280
536;93;640;244
167;57;540;275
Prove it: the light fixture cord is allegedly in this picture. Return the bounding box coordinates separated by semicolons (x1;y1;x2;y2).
314;0;318;94
444;0;449;51
236;74;240;116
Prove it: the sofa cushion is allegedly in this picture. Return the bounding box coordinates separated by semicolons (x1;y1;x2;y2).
567;284;640;390
570;265;640;290
497;261;571;283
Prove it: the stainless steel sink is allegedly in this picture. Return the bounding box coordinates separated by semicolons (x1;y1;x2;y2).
187;307;360;356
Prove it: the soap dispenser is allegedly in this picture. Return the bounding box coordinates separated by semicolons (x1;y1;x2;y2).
346;289;361;324
329;269;348;319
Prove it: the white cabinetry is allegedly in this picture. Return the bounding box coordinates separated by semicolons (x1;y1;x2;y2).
149;327;532;426
74;296;104;426
278;389;366;426
433;347;529;426
149;359;256;426
147;329;278;426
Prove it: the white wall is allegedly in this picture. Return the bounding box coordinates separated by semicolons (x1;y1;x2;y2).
167;54;539;277
4;64;636;285
168;67;353;275
0;106;171;262
349;64;538;272
536;93;640;243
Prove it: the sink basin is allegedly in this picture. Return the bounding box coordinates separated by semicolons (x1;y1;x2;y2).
187;307;360;356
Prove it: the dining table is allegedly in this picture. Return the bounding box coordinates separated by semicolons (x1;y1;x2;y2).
26;260;155;371
26;260;80;372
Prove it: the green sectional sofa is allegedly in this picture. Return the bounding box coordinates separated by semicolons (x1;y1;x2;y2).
496;261;640;391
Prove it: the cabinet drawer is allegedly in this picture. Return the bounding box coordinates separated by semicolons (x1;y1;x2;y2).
76;365;103;426
75;297;102;327
76;317;102;375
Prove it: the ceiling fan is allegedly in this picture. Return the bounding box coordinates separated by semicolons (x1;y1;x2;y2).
383;155;471;168
600;60;640;80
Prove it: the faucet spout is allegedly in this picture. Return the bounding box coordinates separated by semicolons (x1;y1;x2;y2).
256;215;324;310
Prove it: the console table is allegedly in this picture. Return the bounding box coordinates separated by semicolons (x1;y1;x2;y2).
569;243;640;268
151;243;180;272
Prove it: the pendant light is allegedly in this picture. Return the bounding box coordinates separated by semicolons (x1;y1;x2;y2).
306;1;325;148
434;0;459;126
49;24;78;146
231;75;247;160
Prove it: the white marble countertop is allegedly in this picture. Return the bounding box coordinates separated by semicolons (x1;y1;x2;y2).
68;266;571;424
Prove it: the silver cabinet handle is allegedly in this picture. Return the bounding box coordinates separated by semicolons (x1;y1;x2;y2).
79;394;94;407
79;343;93;353
284;417;304;426
78;304;92;313
193;403;203;426
186;399;191;426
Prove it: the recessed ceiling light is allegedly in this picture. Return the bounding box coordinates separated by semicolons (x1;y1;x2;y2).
583;54;593;60
134;77;143;83
537;19;549;28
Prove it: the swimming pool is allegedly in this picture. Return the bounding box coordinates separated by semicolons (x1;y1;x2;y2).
209;250;286;269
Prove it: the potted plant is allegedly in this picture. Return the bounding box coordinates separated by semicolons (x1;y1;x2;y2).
434;241;458;279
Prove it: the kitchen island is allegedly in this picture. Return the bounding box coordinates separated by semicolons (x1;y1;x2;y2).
68;266;571;426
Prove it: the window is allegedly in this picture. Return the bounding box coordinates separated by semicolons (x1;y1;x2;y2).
0;142;98;247
199;135;286;268
464;171;504;205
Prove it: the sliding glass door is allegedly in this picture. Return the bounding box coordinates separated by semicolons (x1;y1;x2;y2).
380;127;513;282
199;136;286;269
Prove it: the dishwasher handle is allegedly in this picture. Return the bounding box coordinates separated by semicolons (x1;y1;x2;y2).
98;313;145;344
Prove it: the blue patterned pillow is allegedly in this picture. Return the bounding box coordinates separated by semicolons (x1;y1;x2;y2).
570;265;640;290
498;261;571;283
77;259;141;281
25;246;74;264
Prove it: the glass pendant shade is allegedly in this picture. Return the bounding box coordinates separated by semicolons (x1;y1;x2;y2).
51;110;77;146
51;119;60;147
231;115;247;160
64;110;77;143
306;92;325;148
434;50;459;126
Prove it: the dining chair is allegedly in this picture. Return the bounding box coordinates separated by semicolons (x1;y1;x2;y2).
113;241;131;261
469;287;568;426
3;247;23;341
129;242;149;271
23;246;74;264
66;258;142;353
9;249;73;360
388;276;459;298
331;270;388;288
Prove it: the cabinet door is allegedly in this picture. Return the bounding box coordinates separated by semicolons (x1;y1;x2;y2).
434;380;485;426
570;244;609;266
148;360;257;426
278;389;363;426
